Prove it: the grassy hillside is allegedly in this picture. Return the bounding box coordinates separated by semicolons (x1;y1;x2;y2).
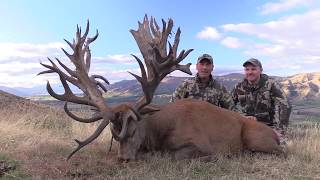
1;109;320;179
1;92;320;179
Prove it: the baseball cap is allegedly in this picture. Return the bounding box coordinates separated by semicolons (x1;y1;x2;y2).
243;58;262;68
197;54;213;64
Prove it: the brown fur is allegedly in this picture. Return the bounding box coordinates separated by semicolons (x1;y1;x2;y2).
115;99;283;160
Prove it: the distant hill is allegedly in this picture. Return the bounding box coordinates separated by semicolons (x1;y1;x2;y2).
107;72;320;102
281;72;320;101
0;90;71;129
0;84;80;97
0;89;42;111
107;73;247;96
107;76;188;96
0;86;27;96
1;72;320;102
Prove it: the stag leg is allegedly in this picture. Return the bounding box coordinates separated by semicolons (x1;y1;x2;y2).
172;144;205;160
172;146;221;162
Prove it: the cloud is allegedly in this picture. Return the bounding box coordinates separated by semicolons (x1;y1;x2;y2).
92;54;138;64
0;62;41;75
259;0;315;15
196;27;221;40
0;42;65;62
0;42;69;87
260;57;320;76
222;10;320;42
0;72;58;88
0;42;142;87
221;9;320;74
221;37;244;48
196;27;245;49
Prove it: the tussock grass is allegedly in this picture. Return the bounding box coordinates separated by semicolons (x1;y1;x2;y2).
0;107;320;179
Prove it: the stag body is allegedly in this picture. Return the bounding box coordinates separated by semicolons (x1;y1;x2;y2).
116;99;283;161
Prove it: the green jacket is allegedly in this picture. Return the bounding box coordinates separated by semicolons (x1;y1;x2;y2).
171;74;233;109
231;74;291;128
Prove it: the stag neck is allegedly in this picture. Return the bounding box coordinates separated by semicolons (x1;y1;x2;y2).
140;119;160;151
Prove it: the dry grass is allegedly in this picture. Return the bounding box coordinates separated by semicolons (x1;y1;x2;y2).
1;106;320;179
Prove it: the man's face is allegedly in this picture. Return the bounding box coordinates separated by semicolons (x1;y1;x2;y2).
196;59;213;78
244;64;262;83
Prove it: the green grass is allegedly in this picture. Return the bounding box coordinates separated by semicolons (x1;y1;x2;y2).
0;154;31;180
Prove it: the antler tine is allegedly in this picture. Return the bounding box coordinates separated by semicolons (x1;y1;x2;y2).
40;21;115;159
150;17;160;40
64;39;75;51
53;20;111;108
40;58;83;91
39;58;92;103
172;27;180;59
64;102;102;123
67;119;110;160
90;74;110;85
60;21;107;101
129;15;193;111
84;29;99;73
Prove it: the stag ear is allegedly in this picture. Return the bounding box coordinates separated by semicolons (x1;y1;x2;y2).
140;104;160;115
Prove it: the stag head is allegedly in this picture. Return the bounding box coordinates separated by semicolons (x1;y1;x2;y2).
39;15;193;161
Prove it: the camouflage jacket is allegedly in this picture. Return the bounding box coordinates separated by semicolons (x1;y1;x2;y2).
231;74;291;128
170;74;233;109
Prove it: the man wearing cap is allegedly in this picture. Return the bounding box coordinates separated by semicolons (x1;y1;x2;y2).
171;53;232;109
231;58;291;135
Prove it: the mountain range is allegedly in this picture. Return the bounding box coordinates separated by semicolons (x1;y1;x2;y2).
106;73;244;96
107;72;320;102
1;72;320;101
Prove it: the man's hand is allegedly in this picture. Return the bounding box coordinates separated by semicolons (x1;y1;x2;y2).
246;116;257;121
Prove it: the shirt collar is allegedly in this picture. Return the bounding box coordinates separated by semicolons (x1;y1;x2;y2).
195;73;215;87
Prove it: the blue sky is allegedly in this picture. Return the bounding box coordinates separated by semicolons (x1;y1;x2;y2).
0;0;319;88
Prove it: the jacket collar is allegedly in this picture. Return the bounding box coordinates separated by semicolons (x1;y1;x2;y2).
195;73;215;87
243;74;268;91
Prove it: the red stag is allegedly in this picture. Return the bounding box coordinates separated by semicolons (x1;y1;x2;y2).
39;16;284;161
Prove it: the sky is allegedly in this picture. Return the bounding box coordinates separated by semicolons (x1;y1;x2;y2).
0;0;320;88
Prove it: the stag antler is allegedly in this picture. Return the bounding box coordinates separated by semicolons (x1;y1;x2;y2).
110;16;193;141
39;21;114;160
129;15;193;111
